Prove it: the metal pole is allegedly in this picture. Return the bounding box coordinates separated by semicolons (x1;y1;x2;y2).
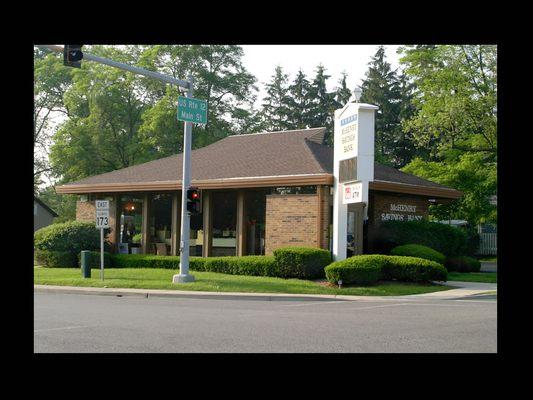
35;45;190;90
100;228;104;281
173;75;195;283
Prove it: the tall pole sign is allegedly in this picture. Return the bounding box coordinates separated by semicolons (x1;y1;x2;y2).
173;76;208;283
332;102;378;261
95;200;110;280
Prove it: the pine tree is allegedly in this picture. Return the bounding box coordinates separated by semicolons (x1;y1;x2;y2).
287;69;313;129
359;46;415;167
261;66;292;131
307;64;335;144
334;72;353;108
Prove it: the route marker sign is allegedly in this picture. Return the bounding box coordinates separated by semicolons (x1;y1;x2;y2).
177;96;208;124
95;200;110;228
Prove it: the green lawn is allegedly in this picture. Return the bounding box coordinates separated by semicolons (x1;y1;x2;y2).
447;272;497;283
34;267;451;296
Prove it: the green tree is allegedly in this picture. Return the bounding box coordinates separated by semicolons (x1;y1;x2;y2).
307;65;335;144
139;45;258;151
334;72;353;108
50;46;152;183
287;69;313;129
359;46;416;167
399;45;497;224
34;49;73;191
261;66;292;131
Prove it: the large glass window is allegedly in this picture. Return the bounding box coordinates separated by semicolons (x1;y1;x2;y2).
190;210;203;256
149;193;173;255
245;190;268;255
119;195;144;254
211;191;237;256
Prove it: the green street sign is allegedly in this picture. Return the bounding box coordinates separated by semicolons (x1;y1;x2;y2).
177;96;208;124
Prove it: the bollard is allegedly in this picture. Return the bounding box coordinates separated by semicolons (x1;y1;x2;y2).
80;250;91;278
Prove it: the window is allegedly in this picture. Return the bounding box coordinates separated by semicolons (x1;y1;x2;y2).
119;195;144;253
272;186;317;195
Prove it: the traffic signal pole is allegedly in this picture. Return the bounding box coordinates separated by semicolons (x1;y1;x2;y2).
174;76;195;283
36;45;195;283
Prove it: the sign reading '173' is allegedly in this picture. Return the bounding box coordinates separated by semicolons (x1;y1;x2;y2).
177;96;208;124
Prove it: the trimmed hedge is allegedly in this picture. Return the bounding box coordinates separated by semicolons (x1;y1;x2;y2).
110;246;328;279
391;244;446;265
77;251;113;268
325;254;448;285
34;249;78;268
444;256;481;273
381;256;448;282
375;220;477;257
325;255;387;285
273;247;331;279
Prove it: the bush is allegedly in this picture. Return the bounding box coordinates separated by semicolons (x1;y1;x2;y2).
375;220;473;257
391;244;446;264
77;251;112;268
111;254;204;269
34;221;107;254
34;249;78;268
444;256;481;272
382;256;448;282
324;254;447;285
325;255;387;285
273;247;331;279
109;254;277;277
202;256;277;276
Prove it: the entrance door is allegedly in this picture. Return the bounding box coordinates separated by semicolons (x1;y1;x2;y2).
347;203;365;257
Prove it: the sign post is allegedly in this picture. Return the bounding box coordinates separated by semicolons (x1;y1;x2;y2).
173;77;208;284
95;200;110;280
332;102;378;261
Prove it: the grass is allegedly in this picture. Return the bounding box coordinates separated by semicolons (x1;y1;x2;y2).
447;272;497;283
34;267;451;296
478;256;497;262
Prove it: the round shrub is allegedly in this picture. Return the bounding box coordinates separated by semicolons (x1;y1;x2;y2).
444;256;481;272
391;244;445;264
325;255;388;285
383;256;448;282
273;247;331;279
34;249;78;267
375;220;473;257
34;221;104;254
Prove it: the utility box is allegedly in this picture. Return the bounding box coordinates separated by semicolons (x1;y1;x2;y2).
80;251;91;278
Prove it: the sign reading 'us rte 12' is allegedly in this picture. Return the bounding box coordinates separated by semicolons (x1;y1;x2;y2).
177;96;208;124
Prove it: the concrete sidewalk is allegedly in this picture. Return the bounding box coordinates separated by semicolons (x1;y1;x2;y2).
34;282;497;302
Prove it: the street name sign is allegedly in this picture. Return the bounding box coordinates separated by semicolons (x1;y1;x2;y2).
95;200;110;228
177;96;208;124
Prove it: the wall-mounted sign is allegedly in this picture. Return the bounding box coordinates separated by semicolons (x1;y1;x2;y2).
343;182;363;204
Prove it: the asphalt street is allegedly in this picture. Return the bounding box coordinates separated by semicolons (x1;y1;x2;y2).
34;292;497;353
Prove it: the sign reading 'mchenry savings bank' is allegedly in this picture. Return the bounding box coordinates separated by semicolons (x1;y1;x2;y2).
332;102;378;261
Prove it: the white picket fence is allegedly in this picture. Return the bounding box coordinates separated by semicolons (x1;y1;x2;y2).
477;232;497;255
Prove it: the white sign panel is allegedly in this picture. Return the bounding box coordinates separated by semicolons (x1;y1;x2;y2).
95;200;110;228
343;182;363;204
339;114;358;160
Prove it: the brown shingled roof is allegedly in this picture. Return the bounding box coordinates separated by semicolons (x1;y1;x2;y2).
57;127;460;198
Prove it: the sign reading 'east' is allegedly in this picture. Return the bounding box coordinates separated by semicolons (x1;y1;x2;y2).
95;200;110;228
177;96;208;124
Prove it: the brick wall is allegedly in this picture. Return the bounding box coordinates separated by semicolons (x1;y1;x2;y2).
367;191;430;252
76;196;119;247
265;194;319;255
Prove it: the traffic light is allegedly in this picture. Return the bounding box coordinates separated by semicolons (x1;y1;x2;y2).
63;45;83;68
186;188;201;215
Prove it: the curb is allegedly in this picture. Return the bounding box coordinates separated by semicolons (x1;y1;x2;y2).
33;284;495;302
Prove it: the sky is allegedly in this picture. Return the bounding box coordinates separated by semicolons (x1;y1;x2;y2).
241;45;403;106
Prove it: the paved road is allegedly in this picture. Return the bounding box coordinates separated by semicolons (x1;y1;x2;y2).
34;292;497;353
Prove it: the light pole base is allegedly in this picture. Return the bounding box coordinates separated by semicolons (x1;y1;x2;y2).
172;273;195;283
